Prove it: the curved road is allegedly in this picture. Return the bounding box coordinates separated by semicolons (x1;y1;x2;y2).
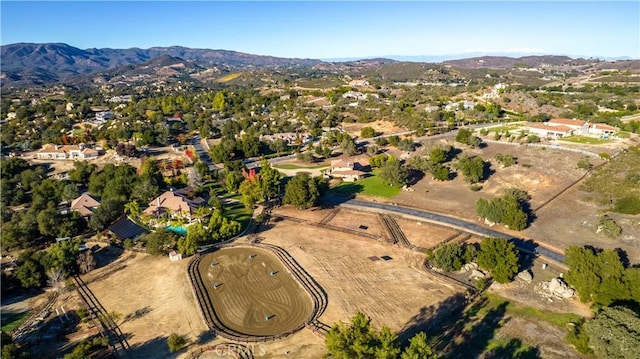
342;199;565;264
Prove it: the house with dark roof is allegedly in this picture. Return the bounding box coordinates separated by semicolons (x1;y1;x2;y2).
108;216;147;241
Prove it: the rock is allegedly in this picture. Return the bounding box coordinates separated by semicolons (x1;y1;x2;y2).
517;270;533;283
548;278;575;299
470;269;486;279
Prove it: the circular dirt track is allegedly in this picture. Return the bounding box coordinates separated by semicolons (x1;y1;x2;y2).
196;247;313;337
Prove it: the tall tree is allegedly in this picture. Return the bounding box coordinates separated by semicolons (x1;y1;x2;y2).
477;237;519;283
283;173;320;209
401;332;438;359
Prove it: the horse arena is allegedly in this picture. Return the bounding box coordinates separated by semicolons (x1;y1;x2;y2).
189;246;320;340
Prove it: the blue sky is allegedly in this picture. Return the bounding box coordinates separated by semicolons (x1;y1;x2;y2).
1;1;638;59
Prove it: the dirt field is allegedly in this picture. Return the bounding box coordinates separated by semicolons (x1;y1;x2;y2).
525;185;640;261
249;219;465;332
392;217;462;249
84;251;208;358
196;247;313;336
340;120;408;138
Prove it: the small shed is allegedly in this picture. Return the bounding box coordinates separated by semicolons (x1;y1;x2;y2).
169;251;182;262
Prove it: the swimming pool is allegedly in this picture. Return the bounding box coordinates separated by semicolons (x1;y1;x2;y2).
166;225;188;235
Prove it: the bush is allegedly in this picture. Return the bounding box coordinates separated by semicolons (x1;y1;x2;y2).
475;278;489;291
597;215;622;239
577;159;592;170
360;127;376;138
469;184;483;191
167;333;187;353
565;320;592;355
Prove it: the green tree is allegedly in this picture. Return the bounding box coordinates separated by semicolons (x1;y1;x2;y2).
432;242;464;272
283;173;320;209
212;91;227;112
178;223;206;255
376;327;400;359
325;312;379;359
401;332;438;359
430;164;450;181
88;198;125;232
429;147;446;164
361;127;376;138
477;237;519;283
379;157;408;186
45;239;81;275
143;229;178;256
15;256;44;288
455;128;481;147
37;202;62;237
456;155;485;184
586;306;640;359
259;159;282;201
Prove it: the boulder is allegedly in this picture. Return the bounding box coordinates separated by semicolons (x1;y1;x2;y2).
549;278;575;299
470;269;486;279
517;270;533;283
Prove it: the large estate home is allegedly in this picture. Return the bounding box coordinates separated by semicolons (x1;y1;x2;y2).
524;118;618;138
144;187;206;220
37;144;99;160
326;155;371;182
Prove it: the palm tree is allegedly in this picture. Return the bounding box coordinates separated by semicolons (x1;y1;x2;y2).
124;201;140;221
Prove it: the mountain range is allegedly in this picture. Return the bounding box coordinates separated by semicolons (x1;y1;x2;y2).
1;42;635;88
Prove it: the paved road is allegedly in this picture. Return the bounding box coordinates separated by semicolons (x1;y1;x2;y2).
341;198;565;264
190;135;217;170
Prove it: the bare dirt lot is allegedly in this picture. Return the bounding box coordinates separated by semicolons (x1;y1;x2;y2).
340;120;408;138
84;251;208;358
249;219;465;333
196;247;313;337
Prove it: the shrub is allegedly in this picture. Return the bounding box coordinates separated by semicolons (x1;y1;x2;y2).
168;333;187;353
596;215;622;239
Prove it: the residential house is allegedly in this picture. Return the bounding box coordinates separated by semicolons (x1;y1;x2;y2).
326;155;371;182
37;144;99;160
349;79;370;87
144;187;206;220
547;118;589;135
342;91;367;101
524;123;573;138
71;193;101;217
588;123;617;138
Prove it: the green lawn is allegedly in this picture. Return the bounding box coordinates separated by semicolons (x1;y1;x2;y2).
1;311;29;333
223;201;253;230
274;163;329;170
558;136;610;144
330;171;401;198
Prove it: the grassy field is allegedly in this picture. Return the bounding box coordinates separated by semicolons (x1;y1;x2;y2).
217;73;242;82
485;125;524;133
330;171;401;198
274;163;329;170
1;311;29;332
558;136;610;145
223;201;253;230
